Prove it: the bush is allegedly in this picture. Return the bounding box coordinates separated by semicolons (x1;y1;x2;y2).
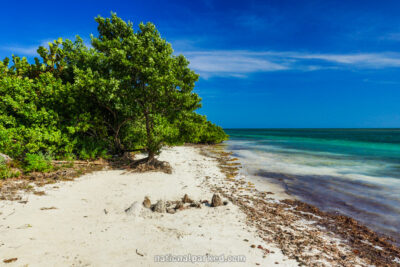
0;157;20;179
176;113;228;144
75;137;109;160
23;153;53;172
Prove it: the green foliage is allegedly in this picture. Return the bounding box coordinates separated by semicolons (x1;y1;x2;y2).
23;153;53;173
0;12;227;172
175;112;228;144
75;137;109;160
0;70;95;159
0;157;20;179
88;13;201;159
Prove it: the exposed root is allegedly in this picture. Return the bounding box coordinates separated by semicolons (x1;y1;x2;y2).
130;157;172;174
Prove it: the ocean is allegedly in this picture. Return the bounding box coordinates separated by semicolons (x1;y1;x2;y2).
224;128;400;243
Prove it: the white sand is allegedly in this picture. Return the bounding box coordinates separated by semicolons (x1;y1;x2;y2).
0;146;298;266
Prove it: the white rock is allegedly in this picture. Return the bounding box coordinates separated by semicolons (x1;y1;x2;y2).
125;201;142;217
153;200;167;213
0;153;12;164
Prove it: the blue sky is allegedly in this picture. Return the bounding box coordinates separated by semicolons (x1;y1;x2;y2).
1;0;400;128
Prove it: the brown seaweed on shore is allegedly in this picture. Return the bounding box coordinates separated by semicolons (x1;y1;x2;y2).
283;199;400;266
202;145;400;267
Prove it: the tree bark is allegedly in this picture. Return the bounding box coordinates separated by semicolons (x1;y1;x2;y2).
144;111;154;161
113;118;131;155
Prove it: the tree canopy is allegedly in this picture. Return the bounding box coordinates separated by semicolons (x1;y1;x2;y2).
0;12;228;175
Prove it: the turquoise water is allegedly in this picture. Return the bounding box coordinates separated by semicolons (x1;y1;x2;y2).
225;129;400;242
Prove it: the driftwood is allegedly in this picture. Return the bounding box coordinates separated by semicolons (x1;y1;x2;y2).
52;160;105;165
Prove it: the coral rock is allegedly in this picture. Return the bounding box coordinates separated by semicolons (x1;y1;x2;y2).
182;194;193;204
190;201;201;208
153;200;167;213
125;201;142;216
211;194;223;207
175;201;184;210
0;153;12;164
167;208;176;214
142;196;151;208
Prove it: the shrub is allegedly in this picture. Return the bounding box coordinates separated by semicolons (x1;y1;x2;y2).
23;153;53;172
0;157;20;179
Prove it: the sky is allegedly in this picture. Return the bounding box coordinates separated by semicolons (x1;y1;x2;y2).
1;0;400;128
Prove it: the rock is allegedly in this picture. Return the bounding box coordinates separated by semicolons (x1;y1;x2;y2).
153;200;167;213
175;201;184;210
0;153;11;164
211;194;223;207
182;194;193;204
125;201;142;216
190;201;201;208
167;208;176;214
143;196;151;208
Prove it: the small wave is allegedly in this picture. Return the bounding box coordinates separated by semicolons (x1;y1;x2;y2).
225;131;400;243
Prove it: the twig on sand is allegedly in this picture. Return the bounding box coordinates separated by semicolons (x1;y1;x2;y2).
136;249;144;257
3;258;18;263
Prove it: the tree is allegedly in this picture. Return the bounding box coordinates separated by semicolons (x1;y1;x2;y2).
0;13;227;175
89;13;200;162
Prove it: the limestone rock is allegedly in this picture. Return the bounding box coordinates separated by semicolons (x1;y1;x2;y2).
182;194;193;204
153;200;167;213
0;153;11;164
190;201;201;208
175;201;184;210
125;201;142;216
211;194;223;207
167;208;176;214
143;196;151;208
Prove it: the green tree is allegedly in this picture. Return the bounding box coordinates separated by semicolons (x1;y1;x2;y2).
0;13;228;175
88;13;200;162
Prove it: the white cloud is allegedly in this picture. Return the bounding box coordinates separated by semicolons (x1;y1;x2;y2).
0;38;84;57
3;40;400;78
184;51;287;78
286;52;400;68
181;50;400;78
0;46;38;56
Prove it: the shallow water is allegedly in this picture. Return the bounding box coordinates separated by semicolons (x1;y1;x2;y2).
224;129;400;243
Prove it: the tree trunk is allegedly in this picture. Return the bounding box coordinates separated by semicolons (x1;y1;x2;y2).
144;112;154;162
113;118;131;155
148;150;155;162
114;134;123;155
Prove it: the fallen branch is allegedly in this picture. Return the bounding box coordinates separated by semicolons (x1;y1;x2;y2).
136;249;144;257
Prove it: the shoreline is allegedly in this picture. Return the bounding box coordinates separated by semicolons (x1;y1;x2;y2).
0;145;399;266
203;144;400;266
224;129;400;247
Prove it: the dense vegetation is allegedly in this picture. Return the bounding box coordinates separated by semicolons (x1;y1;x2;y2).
0;13;227;176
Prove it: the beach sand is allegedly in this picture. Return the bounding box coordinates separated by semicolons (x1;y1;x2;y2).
0;146;298;266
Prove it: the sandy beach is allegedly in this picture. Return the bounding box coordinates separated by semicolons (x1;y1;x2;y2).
1;145;399;266
0;146;298;266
